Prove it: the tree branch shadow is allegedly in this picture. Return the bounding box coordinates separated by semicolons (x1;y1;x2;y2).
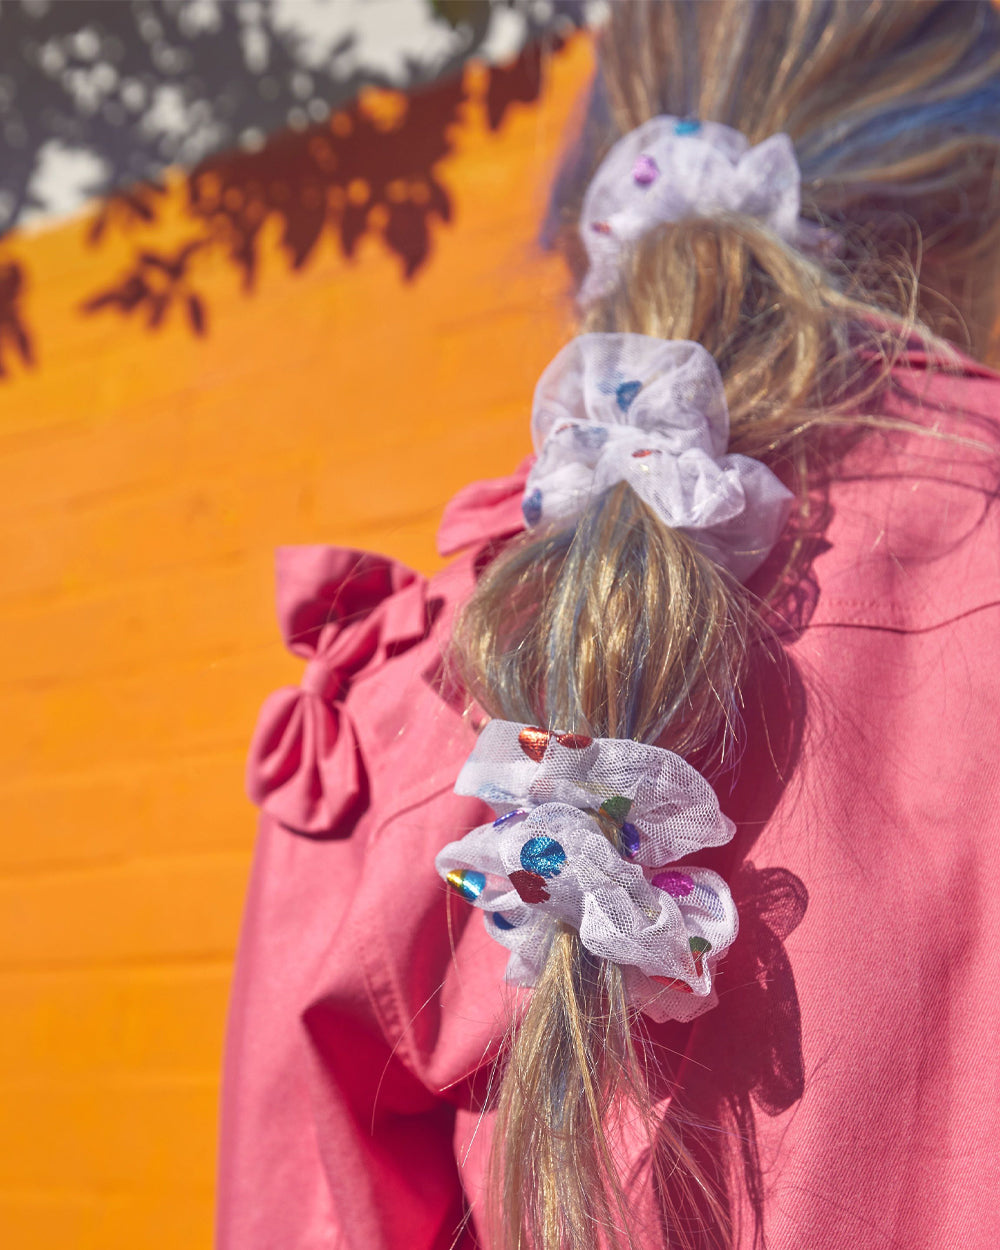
76;36;572;343
0;259;34;377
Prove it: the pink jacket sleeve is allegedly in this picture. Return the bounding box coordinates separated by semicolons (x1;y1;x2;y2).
218;813;478;1250
219;488;528;1250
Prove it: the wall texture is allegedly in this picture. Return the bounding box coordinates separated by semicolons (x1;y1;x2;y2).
0;34;594;1249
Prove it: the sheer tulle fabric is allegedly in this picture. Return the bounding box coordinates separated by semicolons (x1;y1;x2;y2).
522;333;793;581
435;720;739;1023
580;114;830;303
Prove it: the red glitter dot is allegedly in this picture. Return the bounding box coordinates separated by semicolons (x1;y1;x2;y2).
509;870;550;904
651;976;695;993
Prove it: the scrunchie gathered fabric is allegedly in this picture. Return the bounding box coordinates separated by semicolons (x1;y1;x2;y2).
522;332;793;582
581;114;832;304
435;720;739;1023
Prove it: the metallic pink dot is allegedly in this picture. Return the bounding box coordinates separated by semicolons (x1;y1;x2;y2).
652;870;695;897
632;154;659;186
590;220;612;235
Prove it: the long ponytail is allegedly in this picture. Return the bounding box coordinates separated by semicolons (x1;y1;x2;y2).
452;4;1000;1247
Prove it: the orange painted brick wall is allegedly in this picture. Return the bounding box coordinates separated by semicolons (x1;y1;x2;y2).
0;37;593;1249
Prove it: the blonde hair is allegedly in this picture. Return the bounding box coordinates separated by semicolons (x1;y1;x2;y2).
451;3;1000;1247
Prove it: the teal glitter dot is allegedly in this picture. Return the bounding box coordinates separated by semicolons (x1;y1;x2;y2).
520;836;567;879
674;118;702;135
615;380;642;412
522;488;542;526
612;377;645;412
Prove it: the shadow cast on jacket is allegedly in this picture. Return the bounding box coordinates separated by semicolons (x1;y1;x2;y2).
631;632;810;1250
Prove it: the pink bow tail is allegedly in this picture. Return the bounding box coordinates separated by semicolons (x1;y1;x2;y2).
246;685;363;838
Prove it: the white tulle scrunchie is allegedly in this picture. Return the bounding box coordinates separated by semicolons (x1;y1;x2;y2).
581;114;831;304
521;332;793;582
435;720;739;1023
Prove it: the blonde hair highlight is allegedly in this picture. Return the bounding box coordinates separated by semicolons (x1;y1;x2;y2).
450;3;1000;1247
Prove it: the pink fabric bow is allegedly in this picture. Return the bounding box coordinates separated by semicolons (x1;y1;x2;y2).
246;546;428;836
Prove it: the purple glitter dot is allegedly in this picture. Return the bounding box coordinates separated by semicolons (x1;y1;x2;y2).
651;870;695;898
620;822;641;860
632;153;659;186
493;809;527;828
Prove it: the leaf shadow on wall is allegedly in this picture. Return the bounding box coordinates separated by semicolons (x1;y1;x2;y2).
0;260;33;377
75;39;567;345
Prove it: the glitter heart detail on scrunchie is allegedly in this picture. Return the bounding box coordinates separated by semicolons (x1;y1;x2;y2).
435;719;739;1024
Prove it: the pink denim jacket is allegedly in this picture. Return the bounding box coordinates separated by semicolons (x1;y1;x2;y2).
218;350;1000;1250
